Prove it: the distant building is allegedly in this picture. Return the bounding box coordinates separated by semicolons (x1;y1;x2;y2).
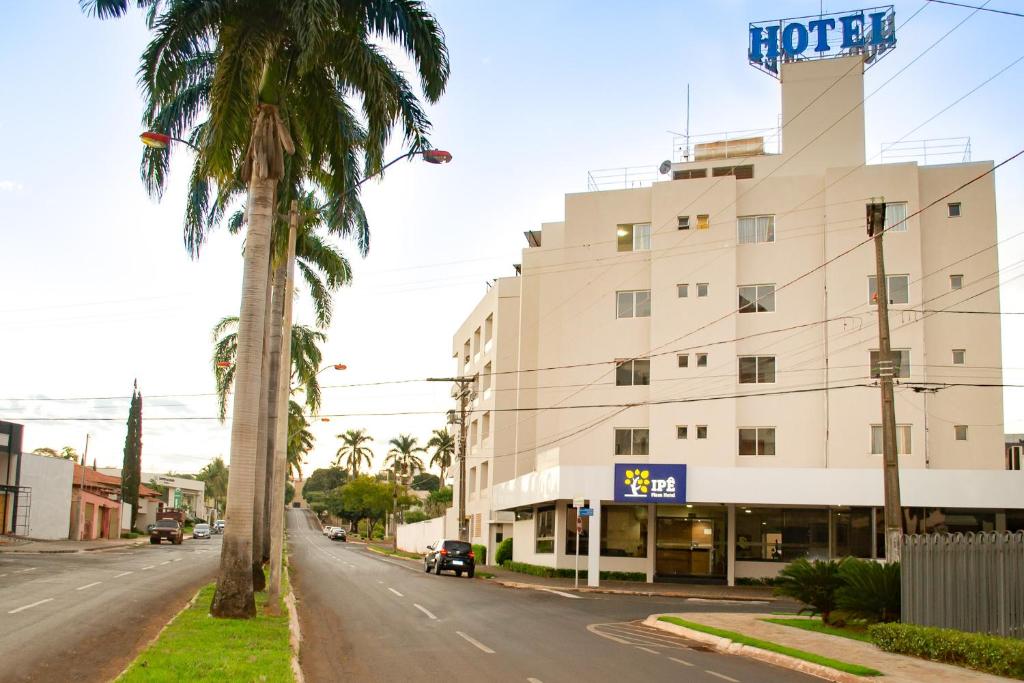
71;464;162;540
99;469;210;521
1008;434;1023;471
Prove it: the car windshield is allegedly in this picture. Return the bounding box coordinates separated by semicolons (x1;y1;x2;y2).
443;541;472;553
155;520;178;528
195;524;209;531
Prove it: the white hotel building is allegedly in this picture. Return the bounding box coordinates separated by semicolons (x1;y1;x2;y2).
449;50;1023;585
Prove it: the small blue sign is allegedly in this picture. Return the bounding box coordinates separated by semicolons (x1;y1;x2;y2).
579;507;594;517
614;464;686;504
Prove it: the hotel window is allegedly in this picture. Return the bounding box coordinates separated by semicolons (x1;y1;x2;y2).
1007;445;1022;470
738;284;775;313
737;215;775;244
565;505;589;554
885;201;908;232
713;164;754;179
601;505;648;558
616;289;651;318
676;425;688;440
696;425;708;439
950;274;963;290
739;356;775;384
617;223;651;252
469;466;477;493
473;327;481;355
868;274;909;305
463;340;471;363
615;359;650;386
739;427;776;456
614;428;649;456
677;354;689;368
696;353;708;367
470;420;479;446
678;216;690;230
697;282;709;297
955;425;968;441
871;425;912;454
870;349;910;379
482;362;493;392
484;314;493;344
535;506;555;553
677;283;689;298
952;348;966;365
948;202;962;218
482;412;491;440
735;507;829;561
480;461;489;490
673;168;707;180
696;214;710;230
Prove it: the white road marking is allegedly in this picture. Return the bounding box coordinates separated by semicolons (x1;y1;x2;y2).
413;603;437;620
160;561;171;565
669;657;694;667
172;558;182;562
705;671;739;683
0;573;7;578
14;567;37;574
541;588;581;599
114;571;133;578
527;679;544;683
141;565;155;571
377;580;384;584
456;631;495;654
387;587;404;597
8;598;53;614
76;581;102;591
636;646;660;654
687;598;768;605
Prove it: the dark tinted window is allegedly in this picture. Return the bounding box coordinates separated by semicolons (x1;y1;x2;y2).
443;541;472;553
156;519;178;528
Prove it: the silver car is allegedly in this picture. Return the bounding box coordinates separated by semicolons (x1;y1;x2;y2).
193;523;211;539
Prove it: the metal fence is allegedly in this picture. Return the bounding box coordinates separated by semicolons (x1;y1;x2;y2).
902;531;1024;639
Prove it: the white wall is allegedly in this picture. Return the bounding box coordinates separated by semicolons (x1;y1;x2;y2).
19;453;72;540
396;516;446;554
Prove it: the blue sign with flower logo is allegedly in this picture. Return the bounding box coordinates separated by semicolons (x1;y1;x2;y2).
614;464;686;504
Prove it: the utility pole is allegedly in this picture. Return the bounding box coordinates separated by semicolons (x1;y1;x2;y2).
868;198;904;563
427;376;475;541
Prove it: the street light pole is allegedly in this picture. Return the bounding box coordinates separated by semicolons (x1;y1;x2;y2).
427;376;475;542
868;198;904;563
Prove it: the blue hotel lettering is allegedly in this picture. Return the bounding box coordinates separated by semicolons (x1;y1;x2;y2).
750;11;893;62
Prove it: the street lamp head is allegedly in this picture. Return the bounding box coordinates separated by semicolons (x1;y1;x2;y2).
333;364;347;371
421;149;452;164
320;417;331;422
140;131;171;149
216;361;232;368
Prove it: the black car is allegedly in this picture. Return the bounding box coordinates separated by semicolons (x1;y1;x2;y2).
329;527;347;542
424;539;475;577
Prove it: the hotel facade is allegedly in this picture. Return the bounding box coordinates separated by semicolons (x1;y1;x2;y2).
448;46;1023;585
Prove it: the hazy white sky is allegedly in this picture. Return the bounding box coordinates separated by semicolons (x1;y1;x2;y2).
2;1;1021;477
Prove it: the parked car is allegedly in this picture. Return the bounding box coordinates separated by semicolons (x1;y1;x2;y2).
193;523;211;539
424;539;475;577
329;527;347;542
213;520;225;534
323;525;334;536
150;518;184;545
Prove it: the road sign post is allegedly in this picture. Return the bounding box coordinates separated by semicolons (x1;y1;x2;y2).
575;516;582;589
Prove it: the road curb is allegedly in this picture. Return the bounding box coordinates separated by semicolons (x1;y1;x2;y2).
643;614;870;683
285;566;305;683
489;579;774;602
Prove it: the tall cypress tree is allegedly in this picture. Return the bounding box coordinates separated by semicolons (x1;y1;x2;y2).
121;381;142;529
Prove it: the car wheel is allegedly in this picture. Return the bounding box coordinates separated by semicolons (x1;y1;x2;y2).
455;570;462;577
467;568;475;578
150;537;159;545
434;560;442;575
424;561;431;573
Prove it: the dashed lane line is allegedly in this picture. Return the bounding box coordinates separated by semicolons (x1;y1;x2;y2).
669;656;694;667
14;567;37;574
160;561;171;565
527;679;544;683
636;646;660;654
141;565;155;571
8;598;53;614
387;587;404;597
413;603;438;620
113;571;133;578
76;581;102;591
456;631;495;654
705;671;740;683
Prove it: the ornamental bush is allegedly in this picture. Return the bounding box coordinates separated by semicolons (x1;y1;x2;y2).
472;543;487;565
773;558;844;624
495;537;513;565
869;623;1024;679
836;558;900;623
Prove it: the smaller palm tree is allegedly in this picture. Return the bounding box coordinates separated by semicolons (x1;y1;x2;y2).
384;434;426;486
335;429;374;478
287;400;314;480
426;428;455;484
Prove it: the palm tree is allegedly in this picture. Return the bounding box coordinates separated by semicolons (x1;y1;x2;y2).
426;428;455;484
384;434;426;485
211;318;327;420
335;429;374;478
196;457;229;518
287;400;314;481
84;0;449;619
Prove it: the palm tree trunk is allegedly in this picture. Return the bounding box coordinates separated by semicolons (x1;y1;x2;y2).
267;201;298;613
250;251;273;593
263;251;287;564
211;103;293;619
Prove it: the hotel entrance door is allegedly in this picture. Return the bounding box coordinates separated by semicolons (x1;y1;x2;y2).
655;506;727;581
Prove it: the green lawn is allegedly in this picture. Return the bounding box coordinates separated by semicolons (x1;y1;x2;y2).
762;617;873;643
118;582;293;682
366;544;422;561
658;616;883;677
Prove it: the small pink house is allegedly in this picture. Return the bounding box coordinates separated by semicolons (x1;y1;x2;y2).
69;465;160;541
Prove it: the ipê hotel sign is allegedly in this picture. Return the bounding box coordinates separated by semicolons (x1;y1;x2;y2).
614;464;686;504
749;6;896;78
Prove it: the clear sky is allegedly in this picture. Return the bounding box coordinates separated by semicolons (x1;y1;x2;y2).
1;1;1021;477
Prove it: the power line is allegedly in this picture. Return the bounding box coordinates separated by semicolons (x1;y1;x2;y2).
925;0;1024;18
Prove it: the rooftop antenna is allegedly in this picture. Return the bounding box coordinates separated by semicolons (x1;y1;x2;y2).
685;83;691;161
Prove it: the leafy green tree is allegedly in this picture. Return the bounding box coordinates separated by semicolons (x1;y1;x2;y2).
302;467;348;500
334;476;392;538
334;429;374;478
120;382;143;528
424;486;452;517
30;447;60;458
60;447;80;462
411;473;440;491
426;428;454;483
196;457;229;517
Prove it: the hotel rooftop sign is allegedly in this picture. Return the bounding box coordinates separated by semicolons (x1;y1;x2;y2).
749;6;896;78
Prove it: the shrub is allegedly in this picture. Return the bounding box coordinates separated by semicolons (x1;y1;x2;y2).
472;544;487;565
403;510;430;524
500;560;645;582
773;558;844;624
121;532;140;539
836;558;900;623
869;623;1024;679
737;576;784;587
495;537;513;565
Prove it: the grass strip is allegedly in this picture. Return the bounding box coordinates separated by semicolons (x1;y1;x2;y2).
119;582;293;682
762;618;873;643
366;545;421;561
658;616;882;677
476;571;495;579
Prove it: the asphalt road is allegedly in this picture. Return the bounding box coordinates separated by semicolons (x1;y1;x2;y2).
287;509;818;683
0;535;222;683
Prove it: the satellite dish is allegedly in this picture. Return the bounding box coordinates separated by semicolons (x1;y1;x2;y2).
658;160;672;175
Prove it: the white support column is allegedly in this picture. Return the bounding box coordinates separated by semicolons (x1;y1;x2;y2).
646;504;656;583
727;504;736;587
587;499;601;587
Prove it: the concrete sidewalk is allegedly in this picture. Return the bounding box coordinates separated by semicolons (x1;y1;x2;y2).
0;536;149;553
649;611;1014;683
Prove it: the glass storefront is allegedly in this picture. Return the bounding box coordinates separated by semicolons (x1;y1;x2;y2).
735;507;829;562
600;505;648;558
655;506;727;580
